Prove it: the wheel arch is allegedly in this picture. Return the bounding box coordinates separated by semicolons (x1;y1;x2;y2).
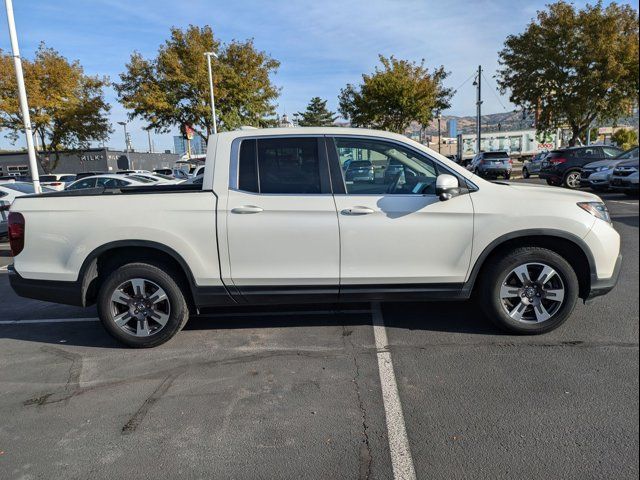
78;240;198;308
465;229;595;300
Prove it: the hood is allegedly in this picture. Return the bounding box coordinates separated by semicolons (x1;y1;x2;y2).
492;181;601;202
616;158;639;168
583;159;620;169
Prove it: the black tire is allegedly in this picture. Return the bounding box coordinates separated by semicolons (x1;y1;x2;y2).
522;168;529;179
563;170;581;189
504;173;511;180
97;262;190;348
478;247;579;334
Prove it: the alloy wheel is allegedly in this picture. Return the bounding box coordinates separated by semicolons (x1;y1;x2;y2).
110;278;171;337
565;172;581;189
499;262;565;323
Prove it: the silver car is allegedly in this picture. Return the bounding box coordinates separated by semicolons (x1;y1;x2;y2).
581;147;639;191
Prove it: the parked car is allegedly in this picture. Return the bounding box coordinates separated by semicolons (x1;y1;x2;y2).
75;171;107;180
539;145;623;189
383;160;405;184
65;174;148;190
522;152;548;179
8;127;621;347
1;182;54;237
580;147;638;191
467;151;512;179
610;156;639;196
115;170;152;175
344;160;375;183
153;168;174;177
39;174;77;191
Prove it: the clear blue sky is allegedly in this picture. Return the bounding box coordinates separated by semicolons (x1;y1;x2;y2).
1;0;638;152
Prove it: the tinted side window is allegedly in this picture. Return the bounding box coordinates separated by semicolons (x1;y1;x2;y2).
257;138;321;194
68;178;96;190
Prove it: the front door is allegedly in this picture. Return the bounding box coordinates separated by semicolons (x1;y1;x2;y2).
328;136;474;298
225;136;340;304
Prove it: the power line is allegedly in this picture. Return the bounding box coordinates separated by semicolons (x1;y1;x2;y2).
450;71;477;98
481;71;508;111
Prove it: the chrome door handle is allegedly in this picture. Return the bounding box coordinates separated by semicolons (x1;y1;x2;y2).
231;205;264;214
341;206;375;216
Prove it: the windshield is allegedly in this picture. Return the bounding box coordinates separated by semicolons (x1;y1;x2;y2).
3;183;54;193
40;175;58;182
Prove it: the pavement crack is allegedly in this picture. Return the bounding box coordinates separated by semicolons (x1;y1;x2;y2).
23;346;83;407
121;372;181;435
342;326;372;480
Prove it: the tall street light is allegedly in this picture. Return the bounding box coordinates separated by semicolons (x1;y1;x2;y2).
4;0;41;192
204;52;218;135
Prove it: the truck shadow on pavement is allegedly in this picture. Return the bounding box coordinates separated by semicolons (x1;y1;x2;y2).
0;300;503;349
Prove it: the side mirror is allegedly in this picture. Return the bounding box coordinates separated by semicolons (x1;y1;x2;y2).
436;174;460;201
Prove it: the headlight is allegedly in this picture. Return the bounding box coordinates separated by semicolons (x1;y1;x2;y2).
577;202;611;223
595;166;613;172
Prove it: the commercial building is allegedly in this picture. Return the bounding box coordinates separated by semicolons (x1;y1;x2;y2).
0;148;180;178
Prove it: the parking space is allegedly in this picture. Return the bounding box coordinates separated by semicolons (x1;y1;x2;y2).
0;185;637;479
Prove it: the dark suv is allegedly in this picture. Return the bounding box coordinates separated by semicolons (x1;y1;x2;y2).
539;145;622;189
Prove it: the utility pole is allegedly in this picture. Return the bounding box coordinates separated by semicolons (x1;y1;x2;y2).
146;129;153;153
204;52;218;135
475;65;482;155
4;0;41;192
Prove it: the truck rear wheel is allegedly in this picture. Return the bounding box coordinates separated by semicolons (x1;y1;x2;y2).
478;247;579;334
97;262;189;347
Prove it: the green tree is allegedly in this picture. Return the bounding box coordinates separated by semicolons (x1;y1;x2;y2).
338;55;453;133
297;97;337;126
0;43;111;171
612;128;638;150
115;25;280;143
497;1;639;146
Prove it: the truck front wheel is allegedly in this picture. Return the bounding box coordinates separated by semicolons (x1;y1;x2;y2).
97;262;190;347
478;247;579;334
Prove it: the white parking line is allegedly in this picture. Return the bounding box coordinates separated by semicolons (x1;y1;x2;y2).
609;200;639;206
372;302;417;480
0;309;372;325
0;265;8;271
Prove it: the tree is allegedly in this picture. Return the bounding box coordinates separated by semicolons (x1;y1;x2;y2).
338;55;453;133
612;128;638;150
115;25;280;143
297;97;337;126
497;1;639;146
0;43;111;171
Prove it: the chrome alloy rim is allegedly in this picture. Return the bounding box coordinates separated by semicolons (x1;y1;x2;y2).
499;263;565;324
566;172;581;188
110;278;170;337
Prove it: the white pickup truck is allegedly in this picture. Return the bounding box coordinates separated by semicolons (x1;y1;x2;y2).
8;127;621;347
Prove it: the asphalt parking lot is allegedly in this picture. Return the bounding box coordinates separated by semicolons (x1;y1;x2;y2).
0;181;638;479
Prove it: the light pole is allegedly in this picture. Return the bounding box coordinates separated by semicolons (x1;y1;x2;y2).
4;0;41;192
437;112;442;154
204;52;218;135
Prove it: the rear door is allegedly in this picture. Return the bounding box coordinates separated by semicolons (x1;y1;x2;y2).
225;136;340;304
328;136;474;298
